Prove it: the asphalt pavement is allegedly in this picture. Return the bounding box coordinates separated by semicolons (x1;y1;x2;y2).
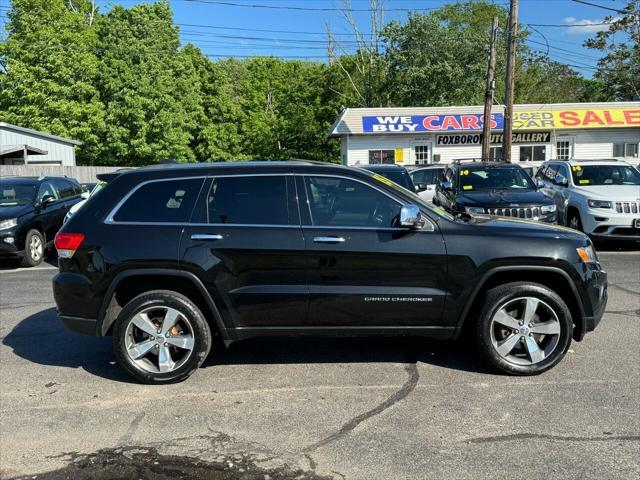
0;249;638;479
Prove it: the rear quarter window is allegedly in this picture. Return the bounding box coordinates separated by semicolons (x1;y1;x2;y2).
112;178;204;223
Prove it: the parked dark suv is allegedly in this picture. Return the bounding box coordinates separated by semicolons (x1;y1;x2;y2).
54;161;607;383
0;176;83;266
434;160;557;223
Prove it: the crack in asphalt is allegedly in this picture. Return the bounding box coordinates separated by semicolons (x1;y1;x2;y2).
609;283;640;296
118;412;146;445
303;359;419;453
466;433;640;444
605;308;640;317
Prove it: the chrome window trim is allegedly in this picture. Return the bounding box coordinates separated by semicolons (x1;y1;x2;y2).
106;173;294;226
105;176;207;224
299;173;435;232
104;172;435;232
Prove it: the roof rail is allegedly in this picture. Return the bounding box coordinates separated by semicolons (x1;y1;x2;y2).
452;158;497;164
555;158;620;162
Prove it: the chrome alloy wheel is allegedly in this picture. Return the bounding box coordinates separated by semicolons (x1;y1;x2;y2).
124;306;195;374
490;297;561;366
29;235;43;261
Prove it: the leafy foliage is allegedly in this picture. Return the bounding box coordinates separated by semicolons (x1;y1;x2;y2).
0;0;626;167
584;0;639;100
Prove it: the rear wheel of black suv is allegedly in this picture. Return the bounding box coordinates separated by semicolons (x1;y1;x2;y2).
112;290;212;384
475;282;572;375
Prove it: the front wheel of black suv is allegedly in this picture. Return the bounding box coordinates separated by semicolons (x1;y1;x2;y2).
20;229;45;267
112;290;212;384
475;282;572;375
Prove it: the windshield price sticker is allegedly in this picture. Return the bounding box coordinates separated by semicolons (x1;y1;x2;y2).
372;173;394;186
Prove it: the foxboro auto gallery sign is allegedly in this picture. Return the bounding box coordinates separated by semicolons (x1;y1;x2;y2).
437;131;551;146
362;108;640;133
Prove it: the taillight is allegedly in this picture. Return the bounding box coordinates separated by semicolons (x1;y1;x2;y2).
55;232;85;258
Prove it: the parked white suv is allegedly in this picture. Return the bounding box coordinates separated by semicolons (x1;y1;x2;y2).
536;159;640;240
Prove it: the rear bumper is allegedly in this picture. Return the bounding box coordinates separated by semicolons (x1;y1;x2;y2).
59;314;99;336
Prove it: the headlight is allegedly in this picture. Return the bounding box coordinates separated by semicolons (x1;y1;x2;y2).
541;204;557;213
576;245;598;263
465;207;486;214
0;218;17;230
588;200;612;209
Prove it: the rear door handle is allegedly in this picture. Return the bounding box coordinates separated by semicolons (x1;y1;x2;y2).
191;234;224;241
313;236;346;244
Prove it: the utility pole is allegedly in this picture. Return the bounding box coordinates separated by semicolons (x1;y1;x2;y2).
482;17;499;161
502;0;519;163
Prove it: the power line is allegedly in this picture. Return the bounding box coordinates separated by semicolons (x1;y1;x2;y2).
569;0;628;14
525;21;614;27
181;0;439;12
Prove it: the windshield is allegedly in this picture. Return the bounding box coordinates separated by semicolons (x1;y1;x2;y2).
571;165;640;186
363;170;454;220
0;182;36;206
378;171;415;191
459;167;535;191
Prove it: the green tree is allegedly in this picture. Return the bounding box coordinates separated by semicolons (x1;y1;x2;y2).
383;0;509;106
96;0;200;165
0;0;106;165
514;54;586;104
584;1;639;100
382;0;588;107
180;49;246;162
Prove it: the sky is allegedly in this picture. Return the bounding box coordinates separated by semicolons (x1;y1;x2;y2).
1;0;632;77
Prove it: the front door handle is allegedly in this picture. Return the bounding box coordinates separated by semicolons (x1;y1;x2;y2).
191;234;223;241
313;236;346;244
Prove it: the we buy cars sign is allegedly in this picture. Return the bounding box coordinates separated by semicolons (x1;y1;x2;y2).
362;108;640;133
362;114;502;133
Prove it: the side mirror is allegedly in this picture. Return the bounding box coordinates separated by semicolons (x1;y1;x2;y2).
536;178;545;188
39;195;55;206
441;181;453;191
415;183;428;192
399;204;424;229
555;175;568;187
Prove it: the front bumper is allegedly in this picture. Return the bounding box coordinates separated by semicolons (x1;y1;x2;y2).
582;208;640;240
0;236;22;258
573;263;607;341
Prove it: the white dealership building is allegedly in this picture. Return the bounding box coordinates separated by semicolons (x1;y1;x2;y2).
329;101;640;166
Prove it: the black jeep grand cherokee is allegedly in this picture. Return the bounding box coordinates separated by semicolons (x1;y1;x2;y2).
53;161;607;383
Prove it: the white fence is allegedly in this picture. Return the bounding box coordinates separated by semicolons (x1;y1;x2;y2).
0;165;122;183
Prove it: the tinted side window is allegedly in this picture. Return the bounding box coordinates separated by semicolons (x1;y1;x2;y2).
113;178;204;223
207;176;289;225
36;181;58;202
304;176;400;228
412;169;442;185
555;164;570;182
54;180;78;199
411;169;432;185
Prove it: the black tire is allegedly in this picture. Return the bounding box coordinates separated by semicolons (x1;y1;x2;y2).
112;290;212;384
475;282;572;375
568;210;583;232
20;229;45;267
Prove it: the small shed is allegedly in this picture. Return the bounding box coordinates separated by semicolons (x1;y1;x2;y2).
0;122;81;166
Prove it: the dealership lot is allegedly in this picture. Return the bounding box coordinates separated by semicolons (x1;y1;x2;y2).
0;249;638;480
